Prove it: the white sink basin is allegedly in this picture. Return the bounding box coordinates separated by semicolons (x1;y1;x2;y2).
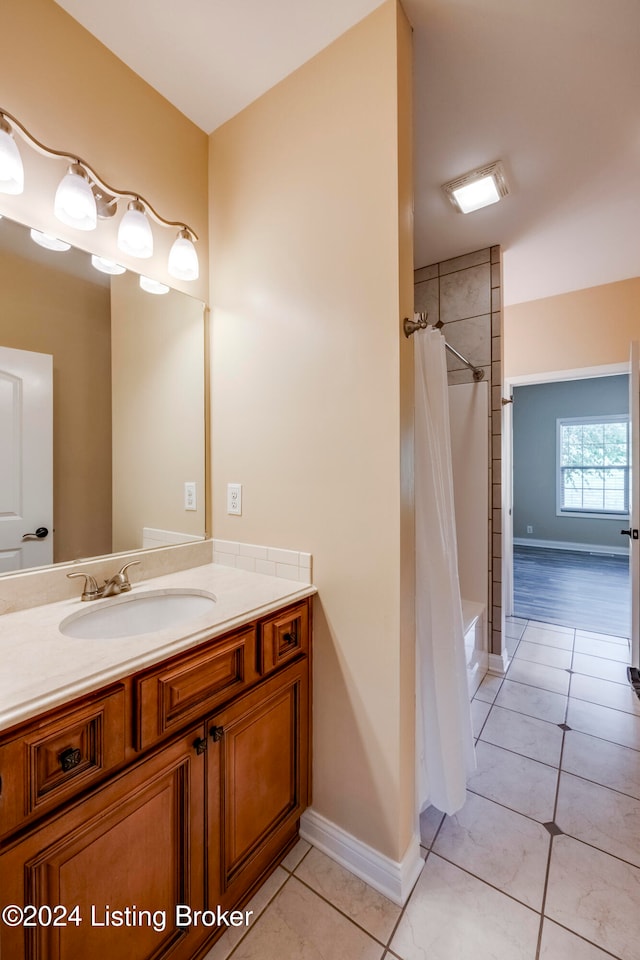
60;589;217;640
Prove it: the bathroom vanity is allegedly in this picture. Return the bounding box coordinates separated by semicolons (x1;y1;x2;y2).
0;564;314;959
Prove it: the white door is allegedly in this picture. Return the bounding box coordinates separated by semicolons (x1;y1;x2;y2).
0;346;53;572
629;342;639;669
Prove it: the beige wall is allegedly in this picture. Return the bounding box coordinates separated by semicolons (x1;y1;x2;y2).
111;271;205;550
209;0;415;860
504;278;640;378
0;0;208;302
0;246;112;562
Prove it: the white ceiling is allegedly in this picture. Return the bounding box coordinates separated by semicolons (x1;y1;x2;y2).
54;0;640;306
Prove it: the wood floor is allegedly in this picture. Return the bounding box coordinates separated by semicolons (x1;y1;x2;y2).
513;545;630;638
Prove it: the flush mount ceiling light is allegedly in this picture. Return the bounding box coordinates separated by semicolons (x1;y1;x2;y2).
442;160;509;214
30;228;71;251
139;275;169;295
0;107;199;280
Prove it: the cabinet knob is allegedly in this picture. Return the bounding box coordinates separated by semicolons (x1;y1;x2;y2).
283;631;297;645
193;737;208;755
210;726;224;742
59;747;82;772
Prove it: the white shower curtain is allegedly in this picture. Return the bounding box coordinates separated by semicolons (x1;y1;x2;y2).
415;326;475;816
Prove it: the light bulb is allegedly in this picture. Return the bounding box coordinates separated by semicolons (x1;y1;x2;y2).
117;200;153;258
0;120;24;195
91;255;126;275
54;163;97;231
139;275;169;295
168;229;199;281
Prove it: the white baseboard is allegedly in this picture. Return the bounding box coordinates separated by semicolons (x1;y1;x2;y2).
514;537;627;557
299;808;423;906
488;651;510;676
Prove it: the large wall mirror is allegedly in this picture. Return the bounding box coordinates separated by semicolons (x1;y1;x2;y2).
0;214;206;576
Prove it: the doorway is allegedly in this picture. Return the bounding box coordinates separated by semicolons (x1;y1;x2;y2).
504;367;631;642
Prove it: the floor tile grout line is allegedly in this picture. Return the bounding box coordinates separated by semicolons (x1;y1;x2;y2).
559;760;640;805
383;848;432;954
560;723;640;755
534;638;571;960
465;785;558;829
479;684;640;752
478;698;568;730
566;691;640;719
288;865;408;951
501;672;570;698
548;802;640;873
475;731;563;772
426;848;545;917
221;871;294;960
544;917;626;960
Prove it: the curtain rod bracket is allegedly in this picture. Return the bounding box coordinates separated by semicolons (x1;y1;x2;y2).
405;313;485;380
403;314;429;338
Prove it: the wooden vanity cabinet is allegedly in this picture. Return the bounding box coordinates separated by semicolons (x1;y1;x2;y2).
0;596;312;960
207;658;309;909
0;725;207;960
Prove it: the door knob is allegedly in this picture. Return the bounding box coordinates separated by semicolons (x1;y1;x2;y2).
620;528;639;539
22;526;49;541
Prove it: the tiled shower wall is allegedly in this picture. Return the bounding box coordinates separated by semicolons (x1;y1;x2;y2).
414;247;503;659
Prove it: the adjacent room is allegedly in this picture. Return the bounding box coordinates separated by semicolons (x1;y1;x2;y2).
512;375;631;638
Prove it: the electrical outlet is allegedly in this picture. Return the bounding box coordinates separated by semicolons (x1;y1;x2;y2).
227;483;242;516
527;525;533;534
184;482;197;511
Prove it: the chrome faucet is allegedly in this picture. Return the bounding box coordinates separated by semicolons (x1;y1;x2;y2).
67;560;141;601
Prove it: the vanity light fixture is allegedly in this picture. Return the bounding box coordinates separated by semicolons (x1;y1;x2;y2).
91;254;126;275
168;228;199;281
30;228;71;252
54;163;97;231
118;200;153;259
442;160;509;213
0;116;24;195
0;107;199;279
139;275;169;295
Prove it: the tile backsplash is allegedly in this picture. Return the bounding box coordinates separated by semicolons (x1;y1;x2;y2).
213;540;312;583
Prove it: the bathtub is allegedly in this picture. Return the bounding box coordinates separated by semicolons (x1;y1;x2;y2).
462;599;488;698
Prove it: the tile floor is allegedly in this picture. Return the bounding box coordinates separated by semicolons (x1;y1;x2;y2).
204;617;640;960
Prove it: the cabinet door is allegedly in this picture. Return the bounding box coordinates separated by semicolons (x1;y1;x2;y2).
0;726;207;960
207;660;309;907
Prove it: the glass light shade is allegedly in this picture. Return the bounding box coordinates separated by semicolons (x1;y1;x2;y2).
168;231;199;281
117;201;153;258
91;255;126;275
452;175;500;213
54;164;97;231
139;275;169;295
0;126;24;195
30;229;71;251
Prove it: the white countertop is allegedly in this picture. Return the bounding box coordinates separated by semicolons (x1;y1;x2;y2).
0;563;316;734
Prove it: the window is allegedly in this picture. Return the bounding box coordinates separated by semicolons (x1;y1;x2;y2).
557;415;629;517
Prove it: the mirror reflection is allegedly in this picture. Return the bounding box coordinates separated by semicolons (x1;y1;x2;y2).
0;215;206;576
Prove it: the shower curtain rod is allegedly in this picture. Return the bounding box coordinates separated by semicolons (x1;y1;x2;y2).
403;314;485;382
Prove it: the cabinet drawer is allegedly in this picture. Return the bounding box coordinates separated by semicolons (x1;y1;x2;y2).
0;686;126;838
258;601;309;675
135;627;258;750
